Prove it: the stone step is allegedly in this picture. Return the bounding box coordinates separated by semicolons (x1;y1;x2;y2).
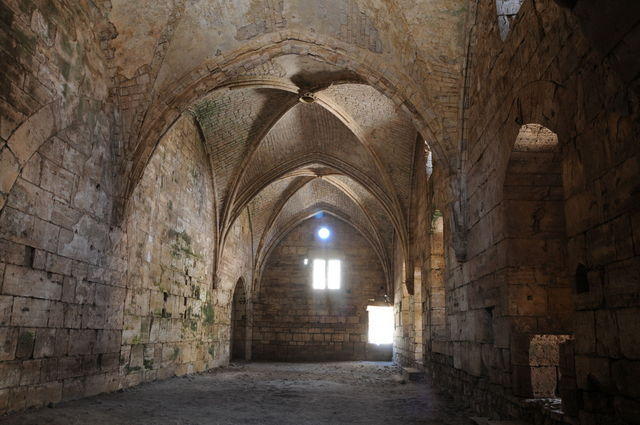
401;367;426;382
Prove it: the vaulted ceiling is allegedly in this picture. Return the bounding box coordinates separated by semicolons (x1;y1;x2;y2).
102;0;470;292
186;65;418;291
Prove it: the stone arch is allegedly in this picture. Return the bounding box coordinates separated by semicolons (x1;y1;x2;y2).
496;0;525;40
125;36;452;206
252;212;390;361
0;97;81;212
212;80;410;238
254;207;392;297
503;124;574;399
224;155;408;274
230;156;403;235
230;277;249;361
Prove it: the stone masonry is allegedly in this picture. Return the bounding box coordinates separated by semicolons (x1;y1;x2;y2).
0;1;639;424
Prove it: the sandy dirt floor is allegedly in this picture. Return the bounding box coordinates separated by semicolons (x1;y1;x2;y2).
0;362;477;425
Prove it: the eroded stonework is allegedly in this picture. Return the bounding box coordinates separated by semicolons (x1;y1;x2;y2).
0;0;639;424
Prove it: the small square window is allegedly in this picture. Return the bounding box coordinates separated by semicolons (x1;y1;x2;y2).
312;258;341;290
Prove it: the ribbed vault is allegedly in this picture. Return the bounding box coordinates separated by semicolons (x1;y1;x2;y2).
192;87;298;229
249;176;394;291
163;70;419;295
116;36;430;297
190;80;418;292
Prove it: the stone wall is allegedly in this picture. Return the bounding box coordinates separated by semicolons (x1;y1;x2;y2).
393;237;415;366
1;0;638;422
414;1;640;424
214;210;254;362
394;144;451;370
0;0;118;413
120;113;217;387
0;102;222;413
253;216;390;361
0;100;117;413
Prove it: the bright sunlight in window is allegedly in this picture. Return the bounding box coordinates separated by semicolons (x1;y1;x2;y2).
317;227;330;240
327;259;341;289
313;259;326;289
367;306;394;344
312;258;341;290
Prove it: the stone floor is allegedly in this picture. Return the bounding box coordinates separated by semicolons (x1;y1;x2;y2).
0;362;478;424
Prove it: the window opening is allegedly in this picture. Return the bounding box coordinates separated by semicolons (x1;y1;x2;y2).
327;259;341;289
317;227;330;240
496;0;525;40
312;258;341;290
313;259;326;289
367;306;394;344
424;142;433;178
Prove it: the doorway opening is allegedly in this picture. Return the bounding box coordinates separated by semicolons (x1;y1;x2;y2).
367;306;394;345
231;278;247;360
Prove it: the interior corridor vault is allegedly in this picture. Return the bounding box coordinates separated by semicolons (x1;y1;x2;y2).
0;0;639;424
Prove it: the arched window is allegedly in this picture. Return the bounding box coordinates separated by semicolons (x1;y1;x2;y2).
424;142;433;178
496;0;525;40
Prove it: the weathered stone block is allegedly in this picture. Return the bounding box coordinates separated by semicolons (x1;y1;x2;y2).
0;147;20;194
0;327;18;361
68;329;97;356
506;283;548;316
32;218;59;252
0;362;20;389
33;328;56;359
595;310;621;358
617;308;640;359
575;355;612;390
63;304;82;329
96;330;121;354
59;357;83;379
20;359;42;385
574;310;596;354
61;276;76;303
8;386;29;412
11;297;50;327
0;295;13;326
100;353;120;372
62;377;86;402
41;358;59;382
47;301;64;327
75;279;96;304
0;240;32;267
6;178;53;221
84;373;107;397
3;265;62;300
41;159;74;202
0;207;35;246
54;329;69;357
45;253;72;275
29;381;62;407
